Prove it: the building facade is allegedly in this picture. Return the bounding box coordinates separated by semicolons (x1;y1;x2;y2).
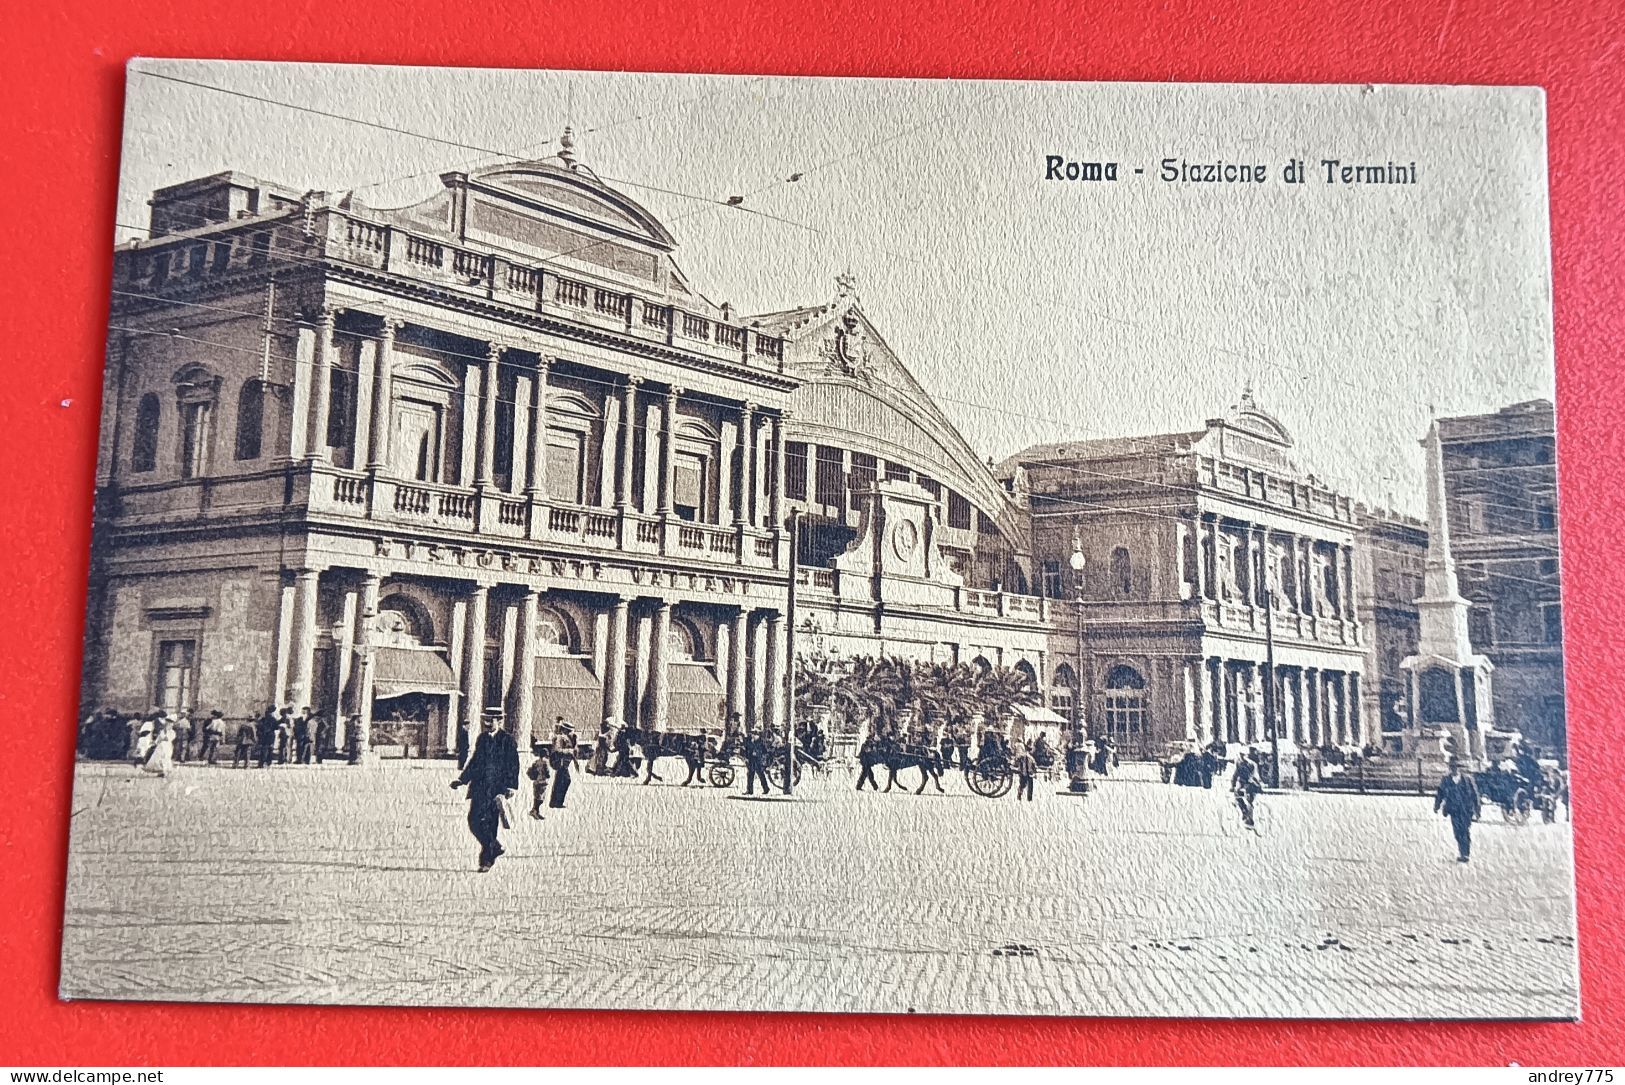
1353;503;1427;749
1438;400;1567;755
81;141;1048;756
1001;390;1367;759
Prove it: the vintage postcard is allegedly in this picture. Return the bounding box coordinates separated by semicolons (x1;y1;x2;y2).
63;61;1577;1018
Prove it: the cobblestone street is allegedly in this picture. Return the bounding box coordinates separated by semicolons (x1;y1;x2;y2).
59;759;1578;1018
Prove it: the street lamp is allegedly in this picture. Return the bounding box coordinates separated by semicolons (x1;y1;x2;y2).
1069;529;1087;742
1262;563;1281;789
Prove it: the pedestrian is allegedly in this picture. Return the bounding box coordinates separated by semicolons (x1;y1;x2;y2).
1091;737;1112;776
199;710;225;765
133;712;158;767
939;725;957;773
292;708;312;764
589;719;612;775
1232;746;1263;833
548;720;577;808
745;728;774;796
233;719;255;768
143;717;175;777
450;710;520;872
172;712;193;763
275;707;294;764
126;715;144;763
1013;742;1037;801
1434;757;1481;864
314;714;333;763
527;743;551;820
254;706;279;768
855;731;883;791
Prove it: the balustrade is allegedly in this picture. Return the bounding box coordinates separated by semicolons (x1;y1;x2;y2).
331;475;368;506
497;500;527;527
404;235;444;269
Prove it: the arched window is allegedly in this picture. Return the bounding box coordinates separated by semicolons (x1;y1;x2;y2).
375;594;434;647
132;394;161;473
1052;662;1078;715
234;380;265;461
1110;546;1132;596
536;608;577;657
668;620;701;662
1103;664;1147;739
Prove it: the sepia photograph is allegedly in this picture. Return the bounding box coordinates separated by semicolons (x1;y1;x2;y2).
61;60;1577;1019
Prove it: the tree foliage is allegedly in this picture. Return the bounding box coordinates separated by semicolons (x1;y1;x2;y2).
795;655;1038;733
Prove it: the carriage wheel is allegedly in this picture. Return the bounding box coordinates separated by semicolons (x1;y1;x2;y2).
967;762;1013;798
1502;789;1531;825
766;758;802;791
709;763;736;789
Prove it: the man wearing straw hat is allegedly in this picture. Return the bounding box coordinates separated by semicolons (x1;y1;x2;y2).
451;709;520;872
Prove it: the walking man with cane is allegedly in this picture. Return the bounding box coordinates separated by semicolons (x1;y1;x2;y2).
451;710;520;872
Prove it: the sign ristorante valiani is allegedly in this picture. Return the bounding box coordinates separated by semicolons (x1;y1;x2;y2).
62;60;1578;1019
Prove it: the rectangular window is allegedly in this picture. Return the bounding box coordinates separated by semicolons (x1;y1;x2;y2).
155;639;197;716
1534;497;1557;532
1543;603;1563;644
1041;560;1063;599
394;399;443;482
784;441;808;501
849;453;876;510
1540;557;1559;577
814;446;843;507
883;460;910;482
673;451;705;523
1461;497;1486;535
180;401;212;480
545;429;586;505
1468;605;1495;651
917;476;941;500
1104;693;1146;736
326;367;355;451
947;491;972;530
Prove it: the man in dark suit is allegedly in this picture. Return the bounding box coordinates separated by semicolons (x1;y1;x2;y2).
1434;757;1481;863
451;710;520;872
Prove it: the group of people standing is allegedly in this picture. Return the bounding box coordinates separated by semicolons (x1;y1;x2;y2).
80;706;230;776
235;705;352;768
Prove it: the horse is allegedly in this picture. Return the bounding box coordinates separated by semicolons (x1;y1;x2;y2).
881;736;946;794
619;728;711;786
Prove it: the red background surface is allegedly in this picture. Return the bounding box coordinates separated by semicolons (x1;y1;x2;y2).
2;0;1621;1066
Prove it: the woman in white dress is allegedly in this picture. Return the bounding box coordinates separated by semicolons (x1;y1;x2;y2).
133;713;157;767
143;718;175;777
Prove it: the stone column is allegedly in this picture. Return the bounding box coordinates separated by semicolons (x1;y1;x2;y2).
616;377;640;511
527;359;551;501
1207;658;1222;743
288;568;321;710
764;612;784;732
1342;545;1358;620
1305;667;1321;745
353;572;381;758
728;608;748;722
747;409;763;528
1186;658;1203;740
649;599;671;730
1347;671;1362;746
306;307;339;463
474;343;501;488
769;411;786;534
734;402;755;526
1289;668;1305;744
657;387;680;517
1198;516;1214;600
631;609;651;728
513;587;539;751
605;598;629;725
272;575;296;707
335;588;358;725
366;318;400;472
1299;538;1315;614
510;370;532;494
462;584;488;734
498;600;519;713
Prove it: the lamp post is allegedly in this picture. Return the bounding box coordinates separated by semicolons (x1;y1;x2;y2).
1263;576;1281;789
783;508;801;796
1069;529;1087;742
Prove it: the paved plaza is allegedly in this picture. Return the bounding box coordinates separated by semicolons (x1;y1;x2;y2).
59;758;1578;1018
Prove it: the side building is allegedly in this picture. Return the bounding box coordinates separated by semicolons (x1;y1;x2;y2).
1438;400;1567;756
999;389;1366;760
1353;503;1427;751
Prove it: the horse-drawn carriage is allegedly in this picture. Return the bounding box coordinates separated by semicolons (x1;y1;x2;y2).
617;727;814;790
1475;759;1560;825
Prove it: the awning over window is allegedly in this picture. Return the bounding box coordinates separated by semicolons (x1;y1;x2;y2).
373;647;457;700
667;664;727;732
1013;702;1069;725
534;655;604;733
